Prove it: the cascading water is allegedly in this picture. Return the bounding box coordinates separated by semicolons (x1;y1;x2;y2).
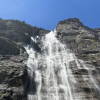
25;30;100;100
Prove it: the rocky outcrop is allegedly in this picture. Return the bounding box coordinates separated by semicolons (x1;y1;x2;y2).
0;18;50;55
0;55;27;100
56;18;100;65
0;17;100;100
0;18;50;100
56;18;100;100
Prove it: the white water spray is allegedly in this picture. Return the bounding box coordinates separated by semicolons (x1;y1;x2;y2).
25;30;100;100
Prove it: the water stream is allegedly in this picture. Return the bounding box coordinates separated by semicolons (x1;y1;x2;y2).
25;30;100;100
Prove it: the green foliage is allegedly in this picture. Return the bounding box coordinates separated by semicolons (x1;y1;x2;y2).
94;39;97;42
22;21;25;24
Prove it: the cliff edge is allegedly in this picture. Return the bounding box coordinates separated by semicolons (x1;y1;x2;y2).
0;18;100;100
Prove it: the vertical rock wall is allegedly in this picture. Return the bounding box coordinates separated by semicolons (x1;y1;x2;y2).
56;18;100;100
0;18;100;100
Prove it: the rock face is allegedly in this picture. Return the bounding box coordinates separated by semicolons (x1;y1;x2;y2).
0;18;50;100
56;18;100;66
0;18;50;55
0;18;100;100
0;55;28;100
56;18;100;65
56;18;100;100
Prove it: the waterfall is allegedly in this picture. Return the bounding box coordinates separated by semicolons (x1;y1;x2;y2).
24;30;100;100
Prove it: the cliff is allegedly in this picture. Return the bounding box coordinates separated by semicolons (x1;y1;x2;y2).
0;18;100;100
0;18;50;100
56;18;100;67
56;18;100;100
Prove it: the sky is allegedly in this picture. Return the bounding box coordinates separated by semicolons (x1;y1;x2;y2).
0;0;100;30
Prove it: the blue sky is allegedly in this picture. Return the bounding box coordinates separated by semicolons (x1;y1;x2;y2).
0;0;100;30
